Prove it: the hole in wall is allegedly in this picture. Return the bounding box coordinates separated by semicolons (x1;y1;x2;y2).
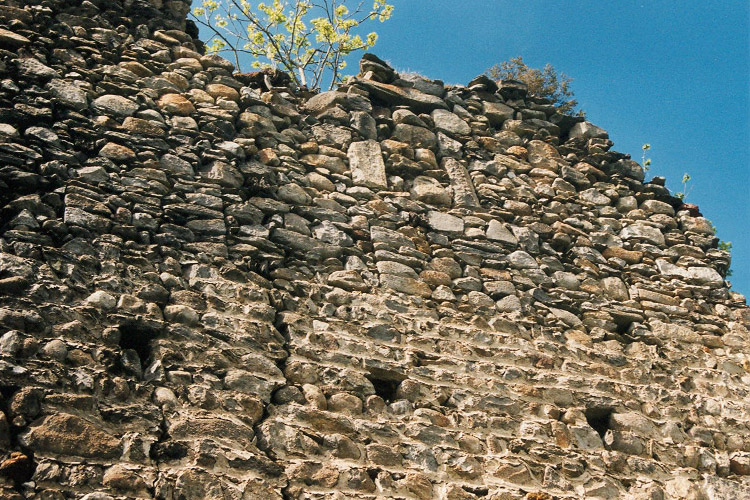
584;406;613;439
366;376;399;404
118;320;161;367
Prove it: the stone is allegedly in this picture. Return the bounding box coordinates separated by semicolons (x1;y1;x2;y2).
86;290;116;310
327;270;368;292
0;28;29;48
483;101;515;126
99;142;136;161
92;95;139;118
348;140;388;189
506;250;538;269
17;57;59;80
200;161;244;188
157;93;195;115
380;274;432;297
427;211;464;234
278;183;311;205
496;295;522;312
442;157;480;207
486;220;518;246
20;414;122;459
620;223;665;246
569;121;608;140
392;123;438;149
410;176;451;206
431;108;471;136
356;79;448;112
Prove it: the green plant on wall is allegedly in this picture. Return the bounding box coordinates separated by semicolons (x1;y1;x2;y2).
642;143;652;172
675;172;692;201
192;0;394;90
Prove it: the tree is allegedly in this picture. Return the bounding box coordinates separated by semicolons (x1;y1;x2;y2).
192;0;394;91
487;56;580;115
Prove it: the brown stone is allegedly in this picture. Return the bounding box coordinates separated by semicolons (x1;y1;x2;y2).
205;83;240;102
603;246;644;264
99;142;136;161
157;93;195;115
20;414;122;459
121;117;165;136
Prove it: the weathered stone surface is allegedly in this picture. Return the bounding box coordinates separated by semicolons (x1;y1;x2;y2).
20;414;122;459
93;95;139;117
0;7;745;499
347;140;387;189
427;211;464;234
355;79;448;112
442;157;480;207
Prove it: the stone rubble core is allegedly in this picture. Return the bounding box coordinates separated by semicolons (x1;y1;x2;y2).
0;1;747;499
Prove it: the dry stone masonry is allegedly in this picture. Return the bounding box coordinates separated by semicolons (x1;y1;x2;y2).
0;1;748;499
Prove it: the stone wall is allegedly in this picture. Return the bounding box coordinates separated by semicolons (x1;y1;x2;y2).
0;1;748;499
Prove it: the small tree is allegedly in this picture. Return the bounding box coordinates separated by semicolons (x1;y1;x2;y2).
192;0;394;90
487;56;580;115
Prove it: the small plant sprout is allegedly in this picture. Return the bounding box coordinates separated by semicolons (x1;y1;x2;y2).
641;143;652;172
675;172;693;201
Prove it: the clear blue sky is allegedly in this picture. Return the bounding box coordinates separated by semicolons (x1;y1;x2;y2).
194;0;750;296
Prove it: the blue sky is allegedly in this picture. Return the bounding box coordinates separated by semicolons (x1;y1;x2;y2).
193;0;750;295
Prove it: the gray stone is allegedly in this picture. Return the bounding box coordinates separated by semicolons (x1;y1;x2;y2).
47;79;89;111
427;211;464;234
355;79;448;112
380;274;432;297
620;223;665;246
569;121;608;140
350;111;377;140
377;261;418;278
506;250;538;269
431;109;470;137
442;158;480;208
313;221;353;247
483;101;515;126
392;123;438;149
348;140;387;189
486;220;518;246
86;291;116;311
496;295;522;312
92;94;139;118
410;176;451;206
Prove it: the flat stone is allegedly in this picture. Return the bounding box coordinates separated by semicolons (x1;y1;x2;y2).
16;57;59;80
0;28;29;48
347;140;387;189
99;143;136;161
20;413;122;459
427;211;464;234
327;270;368;292
199;161;243;188
392;124;438;149
356;79;448;113
620;223;665;246
496;294;522;312
380;274;432;297
86;291;116;310
92;95;139;118
486;220;518;246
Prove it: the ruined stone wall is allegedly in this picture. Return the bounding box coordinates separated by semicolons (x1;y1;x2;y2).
0;1;748;499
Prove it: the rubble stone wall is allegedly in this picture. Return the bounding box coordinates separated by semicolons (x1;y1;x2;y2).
0;1;748;499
